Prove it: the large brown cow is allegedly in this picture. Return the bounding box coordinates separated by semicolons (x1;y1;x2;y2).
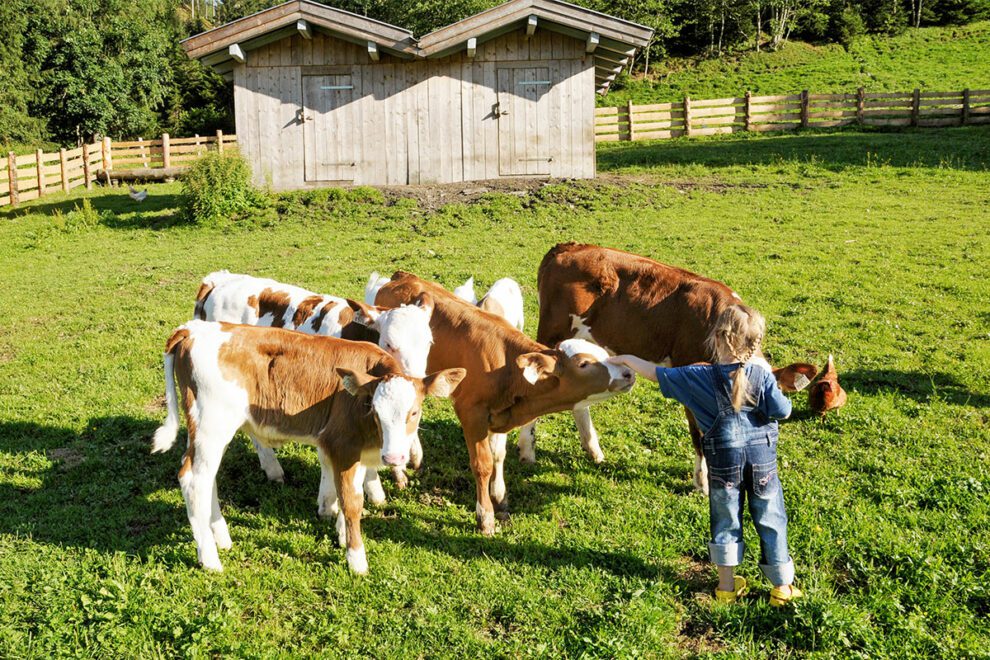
375;271;635;534
529;243;817;493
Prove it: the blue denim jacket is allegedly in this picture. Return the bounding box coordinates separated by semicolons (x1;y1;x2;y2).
655;363;792;446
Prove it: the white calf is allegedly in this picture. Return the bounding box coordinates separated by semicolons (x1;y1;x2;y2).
152;321;465;573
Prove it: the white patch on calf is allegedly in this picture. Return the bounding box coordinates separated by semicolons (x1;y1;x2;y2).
483;278;524;331
375;305;433;378
569;314;595;342
371;377;418;463
453;276;478;304
364;272;391;306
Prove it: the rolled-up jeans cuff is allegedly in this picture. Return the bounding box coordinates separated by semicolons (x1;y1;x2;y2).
708;541;744;566
760;559;795;586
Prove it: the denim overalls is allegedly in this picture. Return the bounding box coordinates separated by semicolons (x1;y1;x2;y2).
703;366;794;586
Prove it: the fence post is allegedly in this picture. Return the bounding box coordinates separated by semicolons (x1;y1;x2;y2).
36;149;44;198
162;133;171;169
683;96;692;137
139;137;149;168
744;90;752;131
800;89;810;128
962;88;970;125
216;129;224;153
104;137;113;173
857;87;865;125
7;152;18;206
911;88;920;127
627;100;635;141
59;148;69;192
82;143;92;190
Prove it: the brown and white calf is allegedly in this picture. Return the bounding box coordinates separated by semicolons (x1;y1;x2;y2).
374;271;635;534
529;243;818;493
194;271;434;489
151;320;464;573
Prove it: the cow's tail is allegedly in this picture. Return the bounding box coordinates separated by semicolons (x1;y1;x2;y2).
151;329;186;453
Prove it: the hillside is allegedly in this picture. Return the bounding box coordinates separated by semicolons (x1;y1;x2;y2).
602;21;990;105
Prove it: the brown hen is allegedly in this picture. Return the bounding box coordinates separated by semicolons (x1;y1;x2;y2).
808;354;847;416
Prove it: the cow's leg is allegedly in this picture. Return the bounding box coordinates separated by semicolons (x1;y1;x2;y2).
686;409;708;495
251;434;284;484
458;405;496;535
518;420;537;464
363;468;386;506
488;432;509;520
210;480;232;550
574;405;605;464
316;446;338;520
336;461;368;574
409;431;423;470
179;424;235;572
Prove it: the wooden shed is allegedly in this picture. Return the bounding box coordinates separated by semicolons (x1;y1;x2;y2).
183;0;652;188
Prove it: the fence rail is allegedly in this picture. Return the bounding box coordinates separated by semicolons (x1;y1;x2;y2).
596;87;990;142
0;131;237;208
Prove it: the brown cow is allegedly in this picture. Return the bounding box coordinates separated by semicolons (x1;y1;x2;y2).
375;271;635;534
529;243;817;493
151;320;465;574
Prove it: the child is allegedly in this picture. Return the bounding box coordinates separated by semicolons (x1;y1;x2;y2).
609;304;802;606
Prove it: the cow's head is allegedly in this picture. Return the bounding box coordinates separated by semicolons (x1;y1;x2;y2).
489;343;635;433
338;367;466;466
347;292;435;378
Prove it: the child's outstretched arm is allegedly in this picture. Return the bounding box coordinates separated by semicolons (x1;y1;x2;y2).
763;373;793;420
608;355;660;383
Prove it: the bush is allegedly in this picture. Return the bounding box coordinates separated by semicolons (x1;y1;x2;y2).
181;151;267;225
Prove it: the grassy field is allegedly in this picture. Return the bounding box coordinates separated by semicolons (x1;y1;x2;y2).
1;126;989;657
604;21;990;105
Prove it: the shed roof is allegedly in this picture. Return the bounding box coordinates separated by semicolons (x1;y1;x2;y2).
183;0;652;94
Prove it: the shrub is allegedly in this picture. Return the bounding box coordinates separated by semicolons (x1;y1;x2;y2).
181;151;267;225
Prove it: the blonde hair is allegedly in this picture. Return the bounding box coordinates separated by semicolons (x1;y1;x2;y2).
705;304;766;412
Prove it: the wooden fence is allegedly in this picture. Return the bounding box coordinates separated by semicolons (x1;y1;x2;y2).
0;131;237;208
596;87;990;142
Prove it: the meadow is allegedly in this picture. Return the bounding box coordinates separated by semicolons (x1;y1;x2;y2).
0;126;988;657
605;21;990;105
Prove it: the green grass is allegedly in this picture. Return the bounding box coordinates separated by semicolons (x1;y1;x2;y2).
1;126;989;657
604;22;990;105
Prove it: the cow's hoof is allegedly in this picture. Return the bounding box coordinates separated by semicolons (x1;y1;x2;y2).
495;510;511;522
392;469;408;490
346;548;368;575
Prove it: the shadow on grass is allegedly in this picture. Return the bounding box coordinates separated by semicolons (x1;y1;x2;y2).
842;368;990;406
597;126;990;173
0;416;317;559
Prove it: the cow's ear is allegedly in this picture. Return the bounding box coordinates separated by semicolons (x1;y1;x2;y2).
346;298;383;328
412;291;434;318
516;352;559;384
423;368;467;399
337;368;379;396
773;363;819;392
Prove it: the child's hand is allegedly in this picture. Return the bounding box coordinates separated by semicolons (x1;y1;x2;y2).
608;355;659;382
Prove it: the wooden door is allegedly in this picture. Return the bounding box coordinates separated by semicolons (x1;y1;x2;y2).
496;67;552;176
303;74;355;182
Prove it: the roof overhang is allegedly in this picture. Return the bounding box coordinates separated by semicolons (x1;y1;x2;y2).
182;0;417;69
184;0;652;94
418;0;652;93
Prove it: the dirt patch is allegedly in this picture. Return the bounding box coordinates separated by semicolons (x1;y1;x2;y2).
47;447;86;471
677;617;728;655
144;394;167;414
379;177;560;212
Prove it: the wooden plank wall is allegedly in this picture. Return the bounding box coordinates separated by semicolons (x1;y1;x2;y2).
234;29;594;188
596;88;990;142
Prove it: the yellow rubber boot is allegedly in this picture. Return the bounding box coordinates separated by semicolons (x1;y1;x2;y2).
714;576;748;604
